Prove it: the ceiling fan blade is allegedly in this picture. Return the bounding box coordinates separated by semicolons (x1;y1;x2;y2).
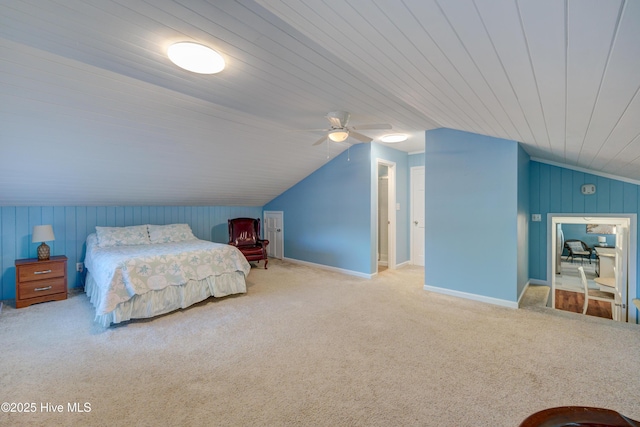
326;111;350;128
312;135;327;146
326;116;343;128
289;128;331;132
349;130;373;143
350;123;392;130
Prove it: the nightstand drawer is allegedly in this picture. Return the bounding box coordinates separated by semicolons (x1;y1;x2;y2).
17;261;66;283
17;277;66;300
15;256;68;308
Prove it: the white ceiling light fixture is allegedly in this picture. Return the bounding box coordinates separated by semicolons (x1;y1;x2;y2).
380;134;408;143
328;129;349;142
167;42;225;74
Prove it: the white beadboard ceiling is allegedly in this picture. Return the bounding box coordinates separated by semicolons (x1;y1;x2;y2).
1;0;639;206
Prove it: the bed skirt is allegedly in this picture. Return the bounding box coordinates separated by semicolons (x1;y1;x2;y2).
85;270;247;327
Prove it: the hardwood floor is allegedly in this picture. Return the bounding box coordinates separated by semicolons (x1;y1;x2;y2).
555;289;613;320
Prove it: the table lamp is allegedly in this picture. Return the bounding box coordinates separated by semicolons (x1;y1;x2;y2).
32;225;55;261
598;236;607;247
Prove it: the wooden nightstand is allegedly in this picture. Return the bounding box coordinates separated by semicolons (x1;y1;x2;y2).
15;256;68;308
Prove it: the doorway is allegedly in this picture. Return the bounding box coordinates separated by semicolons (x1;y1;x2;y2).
378;166;389;268
549;214;637;323
410;166;425;266
263;211;283;259
376;159;396;273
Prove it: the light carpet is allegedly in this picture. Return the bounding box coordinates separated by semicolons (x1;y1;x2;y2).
519;285;550;308
1;259;639;426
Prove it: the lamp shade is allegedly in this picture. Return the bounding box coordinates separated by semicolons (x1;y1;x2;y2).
328;130;349;142
32;225;55;243
598;236;607;244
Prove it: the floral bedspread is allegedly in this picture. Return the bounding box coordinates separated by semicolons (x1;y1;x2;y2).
84;234;251;315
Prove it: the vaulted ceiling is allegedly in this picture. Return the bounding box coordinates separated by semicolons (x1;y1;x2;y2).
1;0;639;206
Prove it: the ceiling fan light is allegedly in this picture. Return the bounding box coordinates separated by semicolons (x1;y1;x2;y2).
167;42;225;74
328;130;349;142
380;134;408;143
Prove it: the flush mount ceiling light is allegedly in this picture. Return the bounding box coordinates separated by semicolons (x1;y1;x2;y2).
167;42;225;74
328;129;349;142
380;134;408;143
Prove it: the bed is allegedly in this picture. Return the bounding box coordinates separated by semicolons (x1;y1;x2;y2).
83;224;251;327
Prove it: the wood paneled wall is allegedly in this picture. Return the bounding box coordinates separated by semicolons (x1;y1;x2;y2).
0;205;262;300
529;161;640;293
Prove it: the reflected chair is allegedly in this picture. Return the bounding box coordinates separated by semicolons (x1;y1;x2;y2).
228;218;269;269
564;240;593;264
578;266;615;317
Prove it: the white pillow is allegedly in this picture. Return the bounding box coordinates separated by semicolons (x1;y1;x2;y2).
148;224;196;243
95;225;150;247
567;242;585;253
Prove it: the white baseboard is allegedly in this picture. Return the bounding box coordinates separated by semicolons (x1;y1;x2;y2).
395;260;411;268
423;284;519;309
517;281;531;305
283;257;374;279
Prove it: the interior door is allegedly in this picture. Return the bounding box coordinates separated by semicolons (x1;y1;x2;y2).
263;211;283;259
378;175;389;265
411;167;425;266
614;224;629;321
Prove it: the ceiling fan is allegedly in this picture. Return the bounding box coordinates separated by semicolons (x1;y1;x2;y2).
310;111;392;146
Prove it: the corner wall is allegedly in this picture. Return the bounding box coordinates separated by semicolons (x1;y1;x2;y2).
263;144;372;274
517;145;530;298
424;128;520;304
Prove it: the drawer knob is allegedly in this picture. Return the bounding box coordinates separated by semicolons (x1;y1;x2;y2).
33;270;52;275
34;286;53;292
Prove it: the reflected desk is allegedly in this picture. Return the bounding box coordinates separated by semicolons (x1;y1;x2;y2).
594;247;615;277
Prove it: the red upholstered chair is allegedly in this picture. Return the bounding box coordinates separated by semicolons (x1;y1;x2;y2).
228;218;269;269
519;406;639;427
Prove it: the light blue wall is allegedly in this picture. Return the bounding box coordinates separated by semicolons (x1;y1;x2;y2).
529;161;640;303
263;144;372;274
408;152;425;168
371;143;411;268
0;205;262;300
561;223;616;249
517;145;530;297
424;128;520;302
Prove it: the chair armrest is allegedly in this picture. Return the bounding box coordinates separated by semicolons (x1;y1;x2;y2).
258;239;269;247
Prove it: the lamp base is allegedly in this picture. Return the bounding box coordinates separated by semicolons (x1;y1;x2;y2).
37;242;50;261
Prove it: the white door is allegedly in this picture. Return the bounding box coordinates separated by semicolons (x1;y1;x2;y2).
411;167;425;266
263;211;283;259
614;224;629;321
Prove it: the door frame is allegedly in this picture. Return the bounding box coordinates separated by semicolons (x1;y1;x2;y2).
263;210;284;259
375;158;396;272
410;166;425;266
548;213;637;323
